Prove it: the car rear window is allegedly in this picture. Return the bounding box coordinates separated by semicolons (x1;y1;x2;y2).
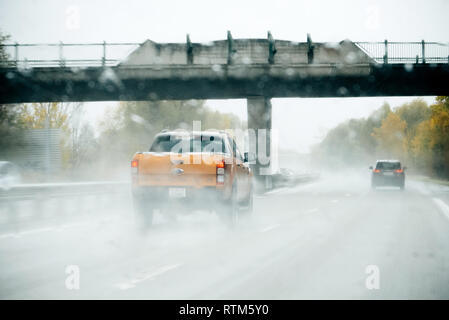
150;134;229;153
376;162;401;170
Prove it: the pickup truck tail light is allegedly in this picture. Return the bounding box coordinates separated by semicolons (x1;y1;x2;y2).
373;169;381;173
216;160;225;184
131;160;139;174
395;169;403;173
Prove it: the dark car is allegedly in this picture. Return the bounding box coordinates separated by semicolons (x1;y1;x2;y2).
370;160;406;190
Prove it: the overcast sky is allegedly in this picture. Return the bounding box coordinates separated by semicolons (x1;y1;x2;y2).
1;0;447;152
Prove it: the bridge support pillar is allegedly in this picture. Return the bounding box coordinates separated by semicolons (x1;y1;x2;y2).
247;97;273;192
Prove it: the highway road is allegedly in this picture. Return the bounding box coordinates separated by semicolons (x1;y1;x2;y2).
1;173;449;299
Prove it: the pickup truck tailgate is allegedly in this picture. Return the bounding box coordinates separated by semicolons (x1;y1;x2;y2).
135;153;226;187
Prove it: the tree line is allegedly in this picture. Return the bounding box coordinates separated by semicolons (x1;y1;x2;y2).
313;97;449;179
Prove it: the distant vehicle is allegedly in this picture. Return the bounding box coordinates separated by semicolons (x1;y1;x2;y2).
130;130;254;229
273;168;296;187
0;161;21;191
370;160;406;190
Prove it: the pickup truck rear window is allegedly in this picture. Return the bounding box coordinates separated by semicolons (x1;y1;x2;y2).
150;135;229;154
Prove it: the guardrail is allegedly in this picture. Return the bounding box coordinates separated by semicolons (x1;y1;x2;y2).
0;181;130;200
1;40;448;68
271;172;320;189
0;181;131;232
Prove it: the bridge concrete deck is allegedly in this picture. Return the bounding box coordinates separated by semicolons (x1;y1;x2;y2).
1;63;448;103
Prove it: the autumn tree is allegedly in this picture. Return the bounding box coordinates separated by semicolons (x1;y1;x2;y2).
18;103;71;130
394;99;431;163
395;99;430;136
316;97;449;179
411;119;432;173
0;105;26;158
17;102;85;170
372;112;407;160
0;30;26;159
428;97;449;177
0;29;10;62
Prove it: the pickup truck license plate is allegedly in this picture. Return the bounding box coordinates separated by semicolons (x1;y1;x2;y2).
383;172;394;176
169;188;186;198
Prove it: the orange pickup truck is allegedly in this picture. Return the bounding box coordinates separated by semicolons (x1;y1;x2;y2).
131;130;254;228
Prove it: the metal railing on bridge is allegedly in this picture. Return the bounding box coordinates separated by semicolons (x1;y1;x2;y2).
355;41;449;64
0;42;141;68
0;40;448;68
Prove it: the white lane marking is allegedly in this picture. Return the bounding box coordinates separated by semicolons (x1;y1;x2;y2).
56;222;88;231
263;187;289;195
331;199;339;203
432;198;449;221
306;208;319;214
0;227;54;239
0;218;114;239
345;193;351;197
0;233;20;239
115;264;183;290
259;224;281;233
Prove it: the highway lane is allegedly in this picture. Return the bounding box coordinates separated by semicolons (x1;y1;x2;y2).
1;173;449;299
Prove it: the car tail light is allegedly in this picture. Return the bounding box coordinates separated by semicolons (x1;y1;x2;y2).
216;160;225;184
395;169;403;173
131;160;138;174
373;169;381;173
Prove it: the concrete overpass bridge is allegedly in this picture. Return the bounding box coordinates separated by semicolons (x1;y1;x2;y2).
1;33;448;186
1;34;448;103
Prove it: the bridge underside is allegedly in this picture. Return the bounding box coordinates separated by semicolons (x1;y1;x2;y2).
1;63;448;104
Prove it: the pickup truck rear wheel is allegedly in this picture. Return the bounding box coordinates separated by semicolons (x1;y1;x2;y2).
133;197;154;230
240;189;253;217
218;186;239;227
